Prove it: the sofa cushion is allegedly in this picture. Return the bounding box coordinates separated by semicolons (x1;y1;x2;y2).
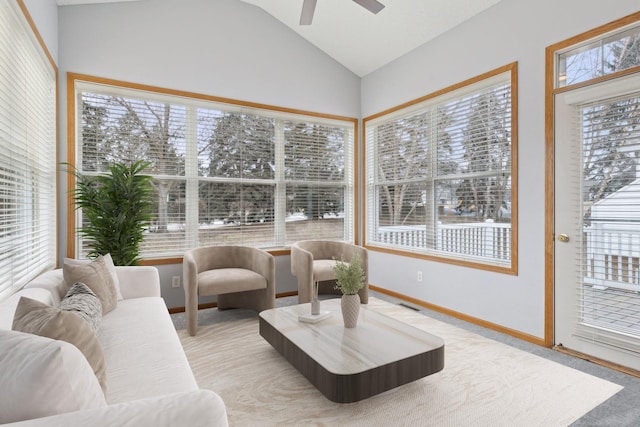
59;282;102;332
22;269;66;305
63;255;118;314
99;297;198;403
0;329;106;423
12;297;107;394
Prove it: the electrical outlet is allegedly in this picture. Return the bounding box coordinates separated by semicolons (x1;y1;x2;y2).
172;276;181;288
417;271;423;282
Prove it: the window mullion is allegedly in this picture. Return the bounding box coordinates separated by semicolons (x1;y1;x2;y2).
426;108;437;249
274;119;286;246
185;106;199;248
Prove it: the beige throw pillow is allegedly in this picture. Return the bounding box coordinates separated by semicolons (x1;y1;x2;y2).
12;297;107;394
64;254;124;301
102;253;124;300
63;255;118;314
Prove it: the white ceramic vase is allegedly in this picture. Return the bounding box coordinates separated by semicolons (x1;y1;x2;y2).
341;293;360;328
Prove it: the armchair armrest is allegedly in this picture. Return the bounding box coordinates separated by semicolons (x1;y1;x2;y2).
290;243;314;303
115;266;161;299
8;390;228;427
290;244;313;279
246;248;275;286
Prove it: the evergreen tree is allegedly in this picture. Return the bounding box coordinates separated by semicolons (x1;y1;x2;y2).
199;112;275;224
284;122;344;219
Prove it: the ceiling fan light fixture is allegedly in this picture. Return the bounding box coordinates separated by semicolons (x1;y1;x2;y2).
299;0;385;26
300;0;317;25
352;0;385;14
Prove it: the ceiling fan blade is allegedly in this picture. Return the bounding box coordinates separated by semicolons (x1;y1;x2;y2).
352;0;385;14
300;0;317;25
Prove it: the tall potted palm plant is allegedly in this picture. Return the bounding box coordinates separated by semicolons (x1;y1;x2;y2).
67;160;155;266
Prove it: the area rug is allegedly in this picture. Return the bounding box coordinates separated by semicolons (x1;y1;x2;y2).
178;298;622;426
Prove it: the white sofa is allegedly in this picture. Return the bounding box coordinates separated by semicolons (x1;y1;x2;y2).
0;266;228;426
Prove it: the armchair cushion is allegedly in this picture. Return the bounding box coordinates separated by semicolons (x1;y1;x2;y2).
198;268;267;296
312;259;340;282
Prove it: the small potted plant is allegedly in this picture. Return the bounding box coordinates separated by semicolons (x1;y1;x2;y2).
333;254;365;328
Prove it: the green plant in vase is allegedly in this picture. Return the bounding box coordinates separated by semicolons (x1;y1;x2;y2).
66;160;155;266
334;254;365;328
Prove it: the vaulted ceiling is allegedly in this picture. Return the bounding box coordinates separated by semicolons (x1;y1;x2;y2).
57;0;503;77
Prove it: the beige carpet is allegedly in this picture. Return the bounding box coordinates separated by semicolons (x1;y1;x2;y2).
178;298;622;426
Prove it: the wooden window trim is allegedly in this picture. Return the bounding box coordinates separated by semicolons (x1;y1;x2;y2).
66;73;358;262
362;62;519;275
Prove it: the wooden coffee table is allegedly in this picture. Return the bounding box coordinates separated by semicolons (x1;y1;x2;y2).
259;299;444;403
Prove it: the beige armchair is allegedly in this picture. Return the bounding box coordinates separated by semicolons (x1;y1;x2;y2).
183;245;275;336
291;240;368;309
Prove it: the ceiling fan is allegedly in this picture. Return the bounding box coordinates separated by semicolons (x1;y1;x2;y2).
300;0;385;25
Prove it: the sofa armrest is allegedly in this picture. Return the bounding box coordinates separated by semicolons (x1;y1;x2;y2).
6;390;228;427
115;266;161;299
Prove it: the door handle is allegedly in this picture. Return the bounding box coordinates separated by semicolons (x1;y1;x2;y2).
557;233;570;243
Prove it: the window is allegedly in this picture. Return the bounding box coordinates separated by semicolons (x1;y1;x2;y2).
578;89;640;344
364;64;517;273
558;22;640;88
0;1;57;299
70;77;355;259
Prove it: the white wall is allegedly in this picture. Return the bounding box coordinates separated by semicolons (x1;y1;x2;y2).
57;0;360;115
56;0;360;308
361;0;639;338
23;0;58;64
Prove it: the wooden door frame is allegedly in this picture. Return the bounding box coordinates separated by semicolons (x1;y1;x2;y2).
544;11;640;348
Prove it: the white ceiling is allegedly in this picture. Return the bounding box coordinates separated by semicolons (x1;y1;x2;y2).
241;0;503;76
57;0;503;77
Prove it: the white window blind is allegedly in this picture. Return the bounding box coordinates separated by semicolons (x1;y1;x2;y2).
575;90;640;352
283;120;353;245
75;81;355;259
0;1;56;299
365;69;514;270
196;108;276;249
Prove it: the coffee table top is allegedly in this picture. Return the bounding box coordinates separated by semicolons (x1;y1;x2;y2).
259;299;444;376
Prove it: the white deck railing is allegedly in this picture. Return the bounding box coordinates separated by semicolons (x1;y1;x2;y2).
584;224;640;290
375;222;511;261
373;222;640;290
